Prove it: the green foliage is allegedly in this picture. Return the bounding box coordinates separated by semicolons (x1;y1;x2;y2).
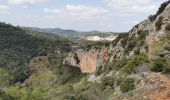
0;22;71;83
113;58;128;71
126;40;136;52
149;29;170;73
120;78;135;93
96;54;149;76
0;68;13;88
120;36;129;48
95;66;103;76
0;90;14;100
48;54;84;84
155;16;164;31
137;30;148;43
44;79;105;100
123;30;148;54
95;58;128;76
4;86;50;100
120;60;137;74
101;76;115;90
119;54;149;74
151;59;166;72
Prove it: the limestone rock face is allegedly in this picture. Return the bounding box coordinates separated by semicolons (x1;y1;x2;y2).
65;47;108;73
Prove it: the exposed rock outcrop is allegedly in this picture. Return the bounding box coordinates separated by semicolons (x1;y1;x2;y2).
65;47;108;73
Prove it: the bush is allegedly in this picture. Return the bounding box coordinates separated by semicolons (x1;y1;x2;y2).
119;54;149;74
113;58;128;71
119;60;138;74
120;36;128;48
0;90;15;100
101;76;115;90
155;16;163;31
120;78;135;93
4;86;49;100
137;30;148;43
95;66;103;76
151;59;166;72
0;68;13;88
95;58;128;76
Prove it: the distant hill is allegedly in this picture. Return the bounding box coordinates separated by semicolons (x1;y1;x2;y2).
23;27;120;41
23;27;81;38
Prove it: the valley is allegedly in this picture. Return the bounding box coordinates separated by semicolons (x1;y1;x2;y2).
0;0;170;100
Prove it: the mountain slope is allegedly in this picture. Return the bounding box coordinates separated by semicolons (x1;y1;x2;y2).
0;22;72;82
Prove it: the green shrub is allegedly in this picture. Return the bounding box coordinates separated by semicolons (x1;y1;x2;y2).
0;90;15;100
120;78;135;93
101;76;115;90
155;16;163;31
4;86;50;100
137;30;148;44
95;66;103;76
0;68;13;88
119;54;149;74
120;36;128;48
95;58;128;76
120;60;137;74
113;58;128;71
151;59;166;72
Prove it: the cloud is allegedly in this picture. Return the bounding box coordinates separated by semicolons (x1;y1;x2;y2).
104;0;164;15
0;5;10;14
8;0;46;5
44;5;109;20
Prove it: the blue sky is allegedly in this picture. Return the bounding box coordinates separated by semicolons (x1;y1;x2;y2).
0;0;166;32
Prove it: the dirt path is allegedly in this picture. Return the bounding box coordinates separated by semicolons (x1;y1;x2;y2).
151;73;170;100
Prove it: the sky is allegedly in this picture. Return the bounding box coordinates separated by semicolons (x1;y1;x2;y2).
0;0;166;32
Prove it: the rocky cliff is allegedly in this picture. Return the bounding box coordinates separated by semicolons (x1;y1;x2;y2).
66;1;170;73
65;47;108;73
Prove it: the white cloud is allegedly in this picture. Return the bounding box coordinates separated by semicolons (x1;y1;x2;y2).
0;5;10;14
44;5;109;20
8;0;46;5
104;0;164;15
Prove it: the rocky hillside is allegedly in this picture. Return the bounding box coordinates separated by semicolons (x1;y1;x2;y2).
0;1;170;100
62;1;170;99
66;1;170;74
